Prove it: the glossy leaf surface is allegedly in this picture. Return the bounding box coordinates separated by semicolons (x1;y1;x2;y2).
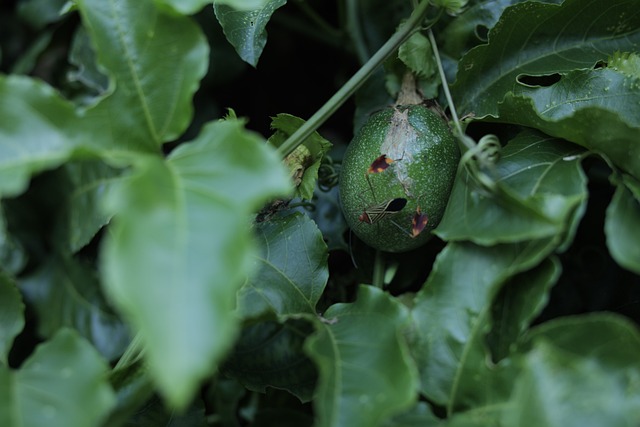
436;131;587;245
411;239;557;410
306;285;419;427
495;67;640;178
214;0;287;67
238;212;328;319
452;0;640;118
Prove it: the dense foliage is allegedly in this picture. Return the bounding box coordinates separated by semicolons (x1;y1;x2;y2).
1;0;639;426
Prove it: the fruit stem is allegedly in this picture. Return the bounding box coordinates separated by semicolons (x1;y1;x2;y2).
276;0;433;158
396;72;423;106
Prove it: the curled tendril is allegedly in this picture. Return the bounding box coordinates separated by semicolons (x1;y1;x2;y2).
318;156;341;192
460;134;502;193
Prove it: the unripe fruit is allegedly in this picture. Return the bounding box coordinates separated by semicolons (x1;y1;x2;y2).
339;104;460;252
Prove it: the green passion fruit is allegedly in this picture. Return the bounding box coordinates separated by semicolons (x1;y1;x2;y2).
339;104;460;252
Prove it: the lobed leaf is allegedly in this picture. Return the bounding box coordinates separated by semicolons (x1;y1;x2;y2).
452;0;640;118
0;329;115;427
238;212;328;319
436;131;587;245
214;0;287;67
76;0;209;152
605;177;640;275
306;285;419;427
411;238;557;410
100;118;291;408
0;273;24;365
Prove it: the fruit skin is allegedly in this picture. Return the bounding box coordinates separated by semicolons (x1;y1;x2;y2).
339;104;460;252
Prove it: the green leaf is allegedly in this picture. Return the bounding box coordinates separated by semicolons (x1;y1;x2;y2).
76;0;209;151
67;26;109;99
605;177;640;274
157;0;274;14
17;0;68;30
119;396;208;427
398;31;436;78
487;257;561;361
104;359;155;427
0;75;80;198
154;0;210;15
214;0;274;9
382;402;442;427
495;67;640;178
19;257;130;362
238;212;328;319
306;285;419;427
302;185;348;252
100;118;291;408
508;68;640;128
0;329;116;427
268;114;332;201
223;319;317;402
214;0;287;67
439;0;517;59
436;131;587;245
452;0;640;118
505;314;640;426
0;206;26;275
411;239;557;410
0;273;24;365
610;51;640;78
9;30;54;76
65;160;121;252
